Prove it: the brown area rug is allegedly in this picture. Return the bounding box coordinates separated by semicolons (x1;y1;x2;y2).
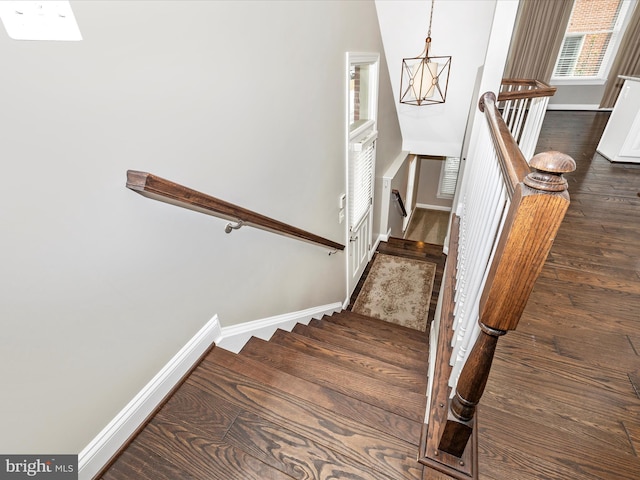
352;253;436;331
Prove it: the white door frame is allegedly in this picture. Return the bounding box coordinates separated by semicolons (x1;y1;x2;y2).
345;52;380;300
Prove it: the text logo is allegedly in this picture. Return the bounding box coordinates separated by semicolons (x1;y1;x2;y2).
0;456;77;480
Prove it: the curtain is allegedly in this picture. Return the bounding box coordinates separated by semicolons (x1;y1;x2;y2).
503;0;574;83
600;2;640;108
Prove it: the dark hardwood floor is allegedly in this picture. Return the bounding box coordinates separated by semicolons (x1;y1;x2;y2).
478;111;640;480
98;111;639;480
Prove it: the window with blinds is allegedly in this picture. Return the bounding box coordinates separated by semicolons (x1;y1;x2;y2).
349;130;377;229
552;0;633;80
437;156;460;199
555;35;584;76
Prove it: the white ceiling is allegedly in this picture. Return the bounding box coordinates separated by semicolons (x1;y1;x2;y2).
375;0;517;157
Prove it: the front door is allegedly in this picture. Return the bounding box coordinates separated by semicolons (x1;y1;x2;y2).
348;197;372;296
346;52;379;298
347;130;376;297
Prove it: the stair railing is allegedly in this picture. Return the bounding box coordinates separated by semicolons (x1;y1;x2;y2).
126;171;345;252
391;189;408;218
498;78;556;160
420;92;574;479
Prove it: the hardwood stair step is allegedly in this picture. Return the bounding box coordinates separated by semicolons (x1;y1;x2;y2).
327;310;429;344
103;437;291;480
224;409;404;480
239;337;427;422
103;389;293;480
308;318;428;359
292;323;428;373
153;369;404;480
378;238;447;264
269;328;427;394
191;349;425;480
101;441;201;480
201;346;424;444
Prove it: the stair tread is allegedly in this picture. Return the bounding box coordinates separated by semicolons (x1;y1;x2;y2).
308;319;428;359
225;410;405;480
240;337;427;422
101;441;200;480
105;409;294;480
292;323;428;373
193;349;424;480
153;372;403;480
327;310;429;344
378;238;447;264
202;347;424;444
270;328;427;393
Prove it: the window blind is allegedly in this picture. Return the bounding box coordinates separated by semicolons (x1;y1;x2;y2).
553;0;631;79
554;35;583;76
438;156;460;199
349;130;377;229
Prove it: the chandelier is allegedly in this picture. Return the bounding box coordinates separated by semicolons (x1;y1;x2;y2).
399;0;451;106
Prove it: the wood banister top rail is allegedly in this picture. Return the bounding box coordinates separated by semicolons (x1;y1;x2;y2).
126;170;345;251
479;91;530;195
497;78;557;101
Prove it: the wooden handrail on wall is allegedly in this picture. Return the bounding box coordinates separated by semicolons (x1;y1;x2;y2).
126;171;345;252
498;78;557;102
420;92;575;479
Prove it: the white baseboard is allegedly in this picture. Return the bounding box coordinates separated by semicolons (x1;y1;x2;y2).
79;302;343;479
546;104;610;111
378;229;391;243
78;316;221;480
415;203;452;212
372;232;385;255
217;302;342;353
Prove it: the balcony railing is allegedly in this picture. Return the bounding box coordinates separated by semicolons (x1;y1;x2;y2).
498;78;557;160
420;91;574;479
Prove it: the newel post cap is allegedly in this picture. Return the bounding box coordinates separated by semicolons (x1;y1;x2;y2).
478;91;496;112
524;151;576;192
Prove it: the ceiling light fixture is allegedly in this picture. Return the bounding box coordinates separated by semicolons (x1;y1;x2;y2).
399;0;451;106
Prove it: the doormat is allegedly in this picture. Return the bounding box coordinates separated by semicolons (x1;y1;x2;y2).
352;253;436;331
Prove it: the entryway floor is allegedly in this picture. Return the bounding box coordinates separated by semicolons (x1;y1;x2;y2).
404;208;450;246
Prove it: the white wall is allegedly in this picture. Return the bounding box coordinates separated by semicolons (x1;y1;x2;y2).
376;0;497;157
548;83;606;109
416;158;453;209
452;0;520;223
0;0;402;453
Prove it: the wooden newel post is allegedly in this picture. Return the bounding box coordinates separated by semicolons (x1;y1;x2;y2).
437;151;576;457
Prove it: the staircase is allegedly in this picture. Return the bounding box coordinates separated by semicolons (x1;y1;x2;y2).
100;310;436;480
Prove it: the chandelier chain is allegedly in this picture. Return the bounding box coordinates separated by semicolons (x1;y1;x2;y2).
428;0;435;38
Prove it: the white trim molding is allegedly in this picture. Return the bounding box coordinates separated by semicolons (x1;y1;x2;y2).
78;315;221;480
216;303;342;353
415;203;452;212
546;104;608;111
